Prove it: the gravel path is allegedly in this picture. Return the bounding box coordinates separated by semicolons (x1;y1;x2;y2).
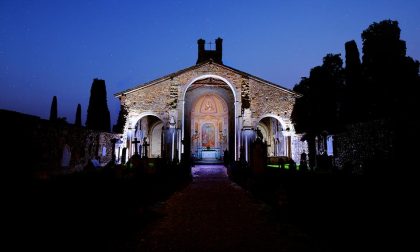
127;165;319;252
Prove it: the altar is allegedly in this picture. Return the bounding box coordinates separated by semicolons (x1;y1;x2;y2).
197;148;221;159
202;149;217;159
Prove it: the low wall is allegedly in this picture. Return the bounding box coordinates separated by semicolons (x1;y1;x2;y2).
333;120;394;173
291;134;308;164
2;109;121;178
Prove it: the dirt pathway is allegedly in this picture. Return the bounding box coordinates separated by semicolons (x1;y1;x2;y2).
126;165;318;252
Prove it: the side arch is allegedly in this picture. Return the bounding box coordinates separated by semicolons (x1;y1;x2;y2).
256;113;288;131
127;111;164;129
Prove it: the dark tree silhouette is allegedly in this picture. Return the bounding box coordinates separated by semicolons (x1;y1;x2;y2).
49;96;58;121
292;54;344;168
361;20;420;172
345;40;361;72
342;40;365;123
86;78;111;132
292;19;420;172
75;103;82;127
292;54;344;135
113;104;128;133
361;20;419;119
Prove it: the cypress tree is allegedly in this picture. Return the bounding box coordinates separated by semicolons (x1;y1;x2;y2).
362;20;420;172
75;103;82;127
361;20;409;118
345;40;362;80
113;104;128;133
343;40;364;123
291;54;344;168
86;78;111;132
49;96;57;121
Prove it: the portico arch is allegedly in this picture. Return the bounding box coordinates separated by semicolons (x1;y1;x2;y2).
256;114;291;158
124;113;165;159
127;112;164;129
256;113;287;130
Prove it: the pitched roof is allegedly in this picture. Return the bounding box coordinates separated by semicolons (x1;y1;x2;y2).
114;60;299;97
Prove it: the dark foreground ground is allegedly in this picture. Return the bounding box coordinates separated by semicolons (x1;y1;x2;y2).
6;165;413;251
233;169;411;252
6;168;191;251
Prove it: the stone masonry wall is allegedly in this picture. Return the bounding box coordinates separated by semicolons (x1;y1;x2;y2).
124;62;297;127
292;134;308;164
249;79;296;122
174;63;245;98
333;120;394;172
123;63;247;127
98;132;121;165
3;109;121;178
120;62;300;162
124;80;172;114
32;122;121;177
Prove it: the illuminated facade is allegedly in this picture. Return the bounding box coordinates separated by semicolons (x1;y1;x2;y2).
114;38;306;163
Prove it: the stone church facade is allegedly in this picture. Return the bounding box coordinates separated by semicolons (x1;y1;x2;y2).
114;38;306;164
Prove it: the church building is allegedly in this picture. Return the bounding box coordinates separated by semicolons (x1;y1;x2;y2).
114;38;306;164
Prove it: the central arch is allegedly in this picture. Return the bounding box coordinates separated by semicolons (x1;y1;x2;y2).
181;74;239;161
180;74;238;160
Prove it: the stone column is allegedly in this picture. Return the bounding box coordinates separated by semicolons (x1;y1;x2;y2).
125;127;131;158
110;138;117;163
282;129;292;158
168;115;176;161
177;127;182;162
236;115;242;161
241;127;255;162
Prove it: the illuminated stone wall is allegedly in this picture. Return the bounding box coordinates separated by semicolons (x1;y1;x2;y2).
122;62;298;134
119;61;302;161
248;79;296;125
292;134;308;164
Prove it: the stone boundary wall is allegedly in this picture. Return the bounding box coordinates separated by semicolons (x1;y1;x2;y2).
333;120;394;171
292;134;308;164
33;122;121;177
2;109;121;178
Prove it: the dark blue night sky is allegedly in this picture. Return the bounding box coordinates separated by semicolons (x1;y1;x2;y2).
1;0;419;125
